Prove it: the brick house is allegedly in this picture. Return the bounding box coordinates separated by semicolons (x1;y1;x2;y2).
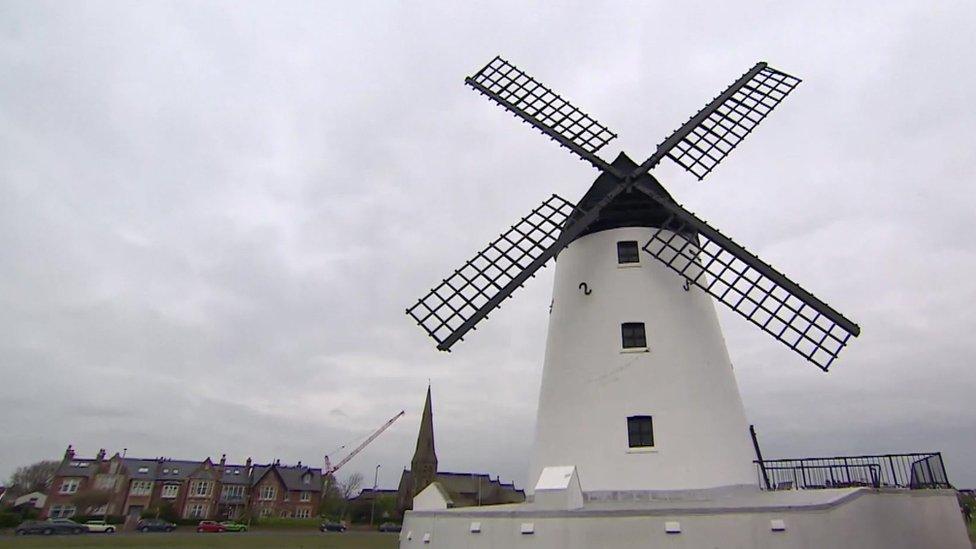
45;447;130;519
250;460;322;519
42;446;322;522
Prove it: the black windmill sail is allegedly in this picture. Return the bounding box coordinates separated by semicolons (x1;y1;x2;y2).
407;56;859;370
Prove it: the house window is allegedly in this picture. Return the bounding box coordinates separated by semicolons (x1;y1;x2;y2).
95;475;117;490
283;492;290;502
192;481;211;497
280;510;290;518
137;467;149;474
172;468;180;474
627;416;654;448
300;491;311;502
59;479;80;494
161;484;180;499
295;507;311;519
222;485;245;499
130;480;153;496
260;485;276;501
186;503;206;519
50;504;77;518
621;322;647;349
260;507;272;518
617;241;640;264
162;468;169;474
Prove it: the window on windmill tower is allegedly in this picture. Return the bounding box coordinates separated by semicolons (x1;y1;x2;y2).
621;322;647;348
627;416;654;448
617;241;640;264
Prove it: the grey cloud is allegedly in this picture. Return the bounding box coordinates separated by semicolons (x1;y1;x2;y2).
1;0;974;491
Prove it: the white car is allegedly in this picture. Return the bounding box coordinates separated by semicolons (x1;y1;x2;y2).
84;520;116;533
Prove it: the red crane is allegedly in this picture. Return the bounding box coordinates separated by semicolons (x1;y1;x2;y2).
324;410;405;475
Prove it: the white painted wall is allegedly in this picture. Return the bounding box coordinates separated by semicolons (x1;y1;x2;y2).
400;490;971;549
527;227;758;493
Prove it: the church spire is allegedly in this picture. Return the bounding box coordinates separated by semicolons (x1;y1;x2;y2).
411;385;438;495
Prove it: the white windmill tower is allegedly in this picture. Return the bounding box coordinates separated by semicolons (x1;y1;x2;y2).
408;57;858;494
401;58;969;548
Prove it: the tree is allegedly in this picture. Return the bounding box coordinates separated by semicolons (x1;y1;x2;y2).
6;460;58;499
318;472;364;520
142;501;178;522
340;472;364;500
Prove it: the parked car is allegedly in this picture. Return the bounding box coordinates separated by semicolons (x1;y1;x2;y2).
136;518;176;532
220;521;248;532
14;519;86;535
378;522;402;532
84;520;117;533
319;520;347;532
196;520;226;533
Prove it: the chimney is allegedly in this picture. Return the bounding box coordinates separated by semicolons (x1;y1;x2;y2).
274;458;280;466
219;454;226;467
297;461;302;468
64;444;75;461
96;448;106;462
245;457;252;474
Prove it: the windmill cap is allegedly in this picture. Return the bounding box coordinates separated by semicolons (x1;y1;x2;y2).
563;152;685;241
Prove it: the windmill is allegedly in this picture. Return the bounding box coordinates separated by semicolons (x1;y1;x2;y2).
406;57;861;493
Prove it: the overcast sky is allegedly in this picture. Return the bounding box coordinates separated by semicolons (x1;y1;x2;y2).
1;1;974;492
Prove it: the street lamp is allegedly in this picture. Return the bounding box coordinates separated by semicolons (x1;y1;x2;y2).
370;464;381;527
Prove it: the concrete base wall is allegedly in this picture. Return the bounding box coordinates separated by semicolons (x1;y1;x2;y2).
400;490;969;549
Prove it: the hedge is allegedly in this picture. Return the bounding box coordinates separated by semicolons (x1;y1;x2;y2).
0;513;21;529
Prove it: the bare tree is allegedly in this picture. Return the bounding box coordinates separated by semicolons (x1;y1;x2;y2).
6;460;58;498
340;472;364;499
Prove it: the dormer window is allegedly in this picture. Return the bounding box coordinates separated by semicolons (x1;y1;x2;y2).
617;241;640;264
138;467;149;474
162;468;170;474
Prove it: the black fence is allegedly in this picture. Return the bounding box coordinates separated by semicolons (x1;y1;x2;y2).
755;453;951;491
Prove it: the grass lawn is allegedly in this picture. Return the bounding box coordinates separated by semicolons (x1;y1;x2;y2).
0;531;399;548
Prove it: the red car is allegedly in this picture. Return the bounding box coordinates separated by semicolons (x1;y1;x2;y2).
196;521;226;533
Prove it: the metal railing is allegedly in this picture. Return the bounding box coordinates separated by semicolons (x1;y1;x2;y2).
755;453;951;491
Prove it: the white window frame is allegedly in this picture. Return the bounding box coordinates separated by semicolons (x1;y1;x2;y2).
50;504;77;518
259;485;276;501
295;507;311;519
130;480;153;496
192;480;212;497
59;478;80;494
300;491;311;502
221;484;245;499
161;484;180;499
260;506;272;518
186;503;207;519
95;475;116;490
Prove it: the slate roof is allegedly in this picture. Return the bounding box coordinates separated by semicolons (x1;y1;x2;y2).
251;464;322;492
218;465;251;485
56;452;322;490
57;459;97;477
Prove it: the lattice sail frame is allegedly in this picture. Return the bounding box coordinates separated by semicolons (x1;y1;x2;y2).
641;214;855;370
407;194;578;350
659;65;801;180
466;56;618;156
